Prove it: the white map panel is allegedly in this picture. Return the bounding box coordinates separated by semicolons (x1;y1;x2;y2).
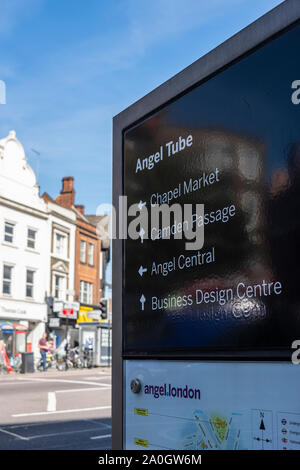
124;360;300;450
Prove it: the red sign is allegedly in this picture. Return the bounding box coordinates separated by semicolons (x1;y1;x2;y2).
57;303;78;320
62;309;74;318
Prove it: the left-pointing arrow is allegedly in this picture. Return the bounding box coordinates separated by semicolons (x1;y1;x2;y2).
138;266;147;277
138;200;146;211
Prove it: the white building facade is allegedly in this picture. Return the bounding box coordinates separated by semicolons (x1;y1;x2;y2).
45;199;76;303
44;196;77;346
0;131;50;361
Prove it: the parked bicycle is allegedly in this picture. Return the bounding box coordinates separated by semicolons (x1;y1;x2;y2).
69;346;84;369
9;354;22;373
83;347;93;369
56;346;84;371
37;349;56;371
0;358;9;375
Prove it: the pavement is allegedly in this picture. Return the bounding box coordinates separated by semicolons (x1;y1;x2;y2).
0;367;111;450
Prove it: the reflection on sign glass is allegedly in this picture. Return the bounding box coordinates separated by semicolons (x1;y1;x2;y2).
123;21;300;356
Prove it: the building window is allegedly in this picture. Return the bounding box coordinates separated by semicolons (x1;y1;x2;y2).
80;240;86;263
54;232;67;257
80;281;93;304
27;229;37;249
54;274;65;300
4;222;14;244
3;264;13;295
88;243;94;266
26;269;35;298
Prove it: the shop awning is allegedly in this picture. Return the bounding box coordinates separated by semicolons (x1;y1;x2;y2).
0;322;28;333
0;321;14;333
13;323;28;333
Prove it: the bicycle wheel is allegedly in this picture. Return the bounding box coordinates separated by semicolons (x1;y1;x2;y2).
77;357;84;369
57;361;67;371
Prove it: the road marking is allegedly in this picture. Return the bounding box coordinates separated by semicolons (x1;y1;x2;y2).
47;392;56;412
0;427;29;441
85;419;112;429
7;422;53;429
0;381;38;386
55;387;110;393
90;433;112;440
12;405;111;418
16;377;109;387
85;375;111;379
8;420;111;430
28;427;104;439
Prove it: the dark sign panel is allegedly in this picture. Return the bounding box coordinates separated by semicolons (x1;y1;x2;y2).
123;21;300;357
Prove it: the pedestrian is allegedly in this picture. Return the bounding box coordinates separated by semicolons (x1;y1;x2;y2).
37;332;48;372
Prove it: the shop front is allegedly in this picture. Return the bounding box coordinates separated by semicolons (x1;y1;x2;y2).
0;300;47;363
0;321;28;355
47;300;80;348
77;321;112;367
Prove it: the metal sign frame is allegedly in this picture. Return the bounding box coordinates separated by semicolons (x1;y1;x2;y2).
112;0;300;450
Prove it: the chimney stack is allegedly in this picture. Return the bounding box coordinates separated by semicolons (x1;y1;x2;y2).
76;204;85;215
56;176;75;208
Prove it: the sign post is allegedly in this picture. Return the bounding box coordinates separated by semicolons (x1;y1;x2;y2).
113;0;300;450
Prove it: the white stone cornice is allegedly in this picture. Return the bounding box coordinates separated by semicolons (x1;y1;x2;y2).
0;196;48;220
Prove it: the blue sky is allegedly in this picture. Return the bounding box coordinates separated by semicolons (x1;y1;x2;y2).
0;0;283;214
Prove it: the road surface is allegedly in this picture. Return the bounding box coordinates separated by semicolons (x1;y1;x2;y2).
0;367;111;450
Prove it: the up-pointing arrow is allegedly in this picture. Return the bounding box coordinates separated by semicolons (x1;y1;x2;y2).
139;228;145;244
140;294;146;310
260;419;266;431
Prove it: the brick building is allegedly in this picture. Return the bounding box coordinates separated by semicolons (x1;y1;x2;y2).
55;177;102;312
